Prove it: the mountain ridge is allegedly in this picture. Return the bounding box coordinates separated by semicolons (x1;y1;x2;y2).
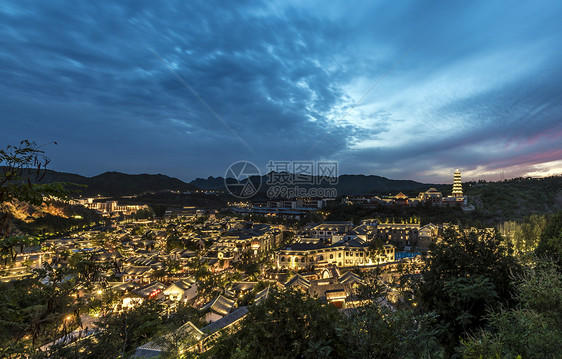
20;168;440;197
18;169;197;197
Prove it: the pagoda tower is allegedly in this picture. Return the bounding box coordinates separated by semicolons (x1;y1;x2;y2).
452;169;463;197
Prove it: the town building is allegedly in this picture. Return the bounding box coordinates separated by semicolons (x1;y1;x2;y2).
163;278;198;303
72;197;148;215
276;236;395;270
201;294;236;323
306;221;354;244
374;222;420;247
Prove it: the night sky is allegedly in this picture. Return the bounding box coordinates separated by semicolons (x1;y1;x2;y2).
2;1;562;183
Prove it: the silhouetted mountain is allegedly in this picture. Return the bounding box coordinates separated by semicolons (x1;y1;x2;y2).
86;172;197;196
336;174;430;194
19;168;438;197
21;169;197;197
190;176;229;190
189;172;435;196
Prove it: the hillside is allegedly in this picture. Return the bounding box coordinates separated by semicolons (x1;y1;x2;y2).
335;174;431;195
0;199;101;237
464;176;562;220
190;176;228;190
20;169;198;197
84;172;197;196
191;173;434;195
16;169;562;221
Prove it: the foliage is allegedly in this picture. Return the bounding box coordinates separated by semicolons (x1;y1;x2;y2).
326;176;562;226
1;141;69;229
206;289;345;359
326;202;476;227
535;211;562;269
133;208;154;220
344;305;443;359
466;176;562;220
0;263;83;356
67;251;106;285
461;261;562;358
0;235;39;267
498;214;547;255
1;140;72;265
131;225;145;236
16;205;101;237
48;299;167;358
416;228;521;355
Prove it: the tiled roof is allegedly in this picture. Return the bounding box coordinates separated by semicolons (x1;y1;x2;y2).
123;266;153;277
347;225;370;235
133;321;204;358
134;282;166;297
331;237;367;248
169;278;196;291
253;287;271;306
201;294;235;316
338;271;365;285
309;282;349;299
228;281;258;292
285;274;311;289
201;306;249;335
282;241;325;251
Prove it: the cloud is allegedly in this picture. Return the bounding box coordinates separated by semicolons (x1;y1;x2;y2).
1;1;561;182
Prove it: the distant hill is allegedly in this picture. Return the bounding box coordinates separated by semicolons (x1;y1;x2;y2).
14;168;437;197
85;172;197;196
21;169;198;197
190;172;435;196
464;176;562;220
336;174;431;195
14;168;562;220
190;176;229;190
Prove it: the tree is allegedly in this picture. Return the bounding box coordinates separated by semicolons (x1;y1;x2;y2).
206;289;344;359
499;214;547;256
416;228;521;355
131;225;145;236
368;236;386;264
1;140;68;266
68;251;105;285
49;299;166;358
461;261;562;358
535;211;562;269
343;305;443;359
0;235;39;267
0;261;84;356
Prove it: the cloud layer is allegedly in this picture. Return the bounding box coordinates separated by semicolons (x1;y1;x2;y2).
1;0;561;183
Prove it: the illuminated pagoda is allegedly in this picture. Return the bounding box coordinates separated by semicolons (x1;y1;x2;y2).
452;169;463;197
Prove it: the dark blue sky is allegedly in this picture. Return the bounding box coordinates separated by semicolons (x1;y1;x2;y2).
2;1;562;183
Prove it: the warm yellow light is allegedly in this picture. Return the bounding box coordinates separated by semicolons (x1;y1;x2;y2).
66;316;72;321
97;290;102;295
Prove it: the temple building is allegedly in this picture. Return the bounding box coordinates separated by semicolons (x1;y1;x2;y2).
452;169;463;197
442;169;467;206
